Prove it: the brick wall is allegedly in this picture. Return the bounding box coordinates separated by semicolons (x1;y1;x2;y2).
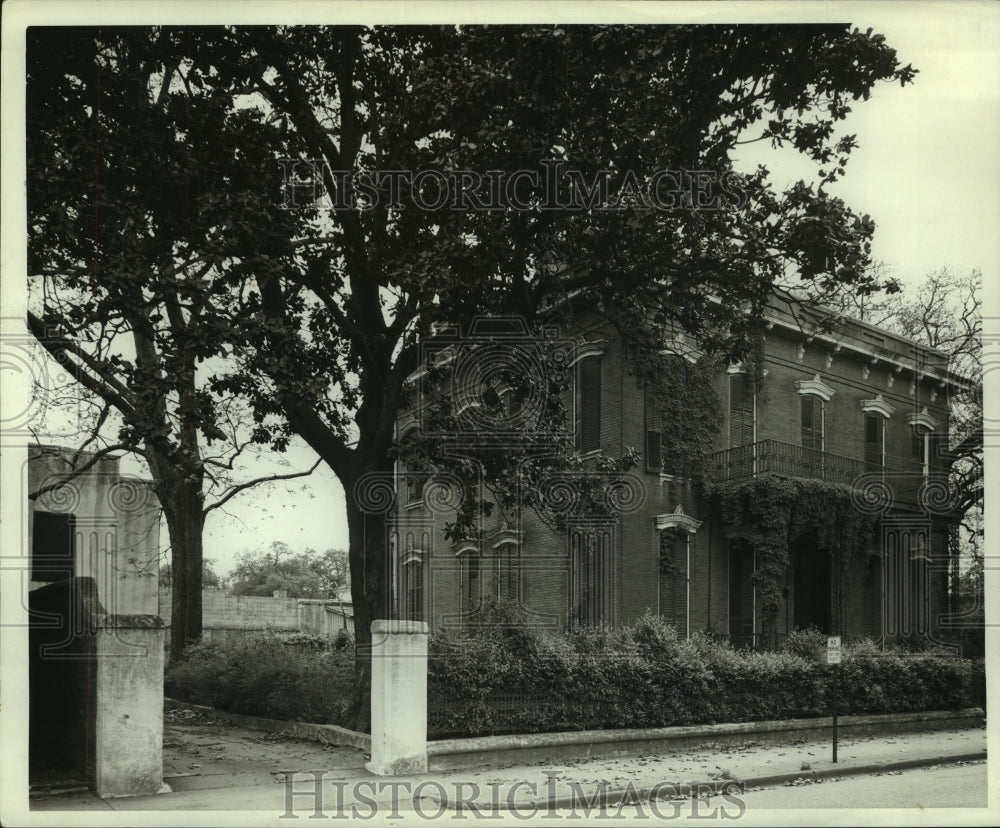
396;308;955;644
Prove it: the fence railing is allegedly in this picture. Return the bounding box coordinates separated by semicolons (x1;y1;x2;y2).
707;440;931;506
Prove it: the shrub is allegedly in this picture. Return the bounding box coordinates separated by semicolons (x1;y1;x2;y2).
426;613;977;738
165;632;355;725
783;626;827;662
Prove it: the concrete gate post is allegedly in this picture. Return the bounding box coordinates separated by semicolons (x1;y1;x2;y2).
93;615;166;797
366;619;429;776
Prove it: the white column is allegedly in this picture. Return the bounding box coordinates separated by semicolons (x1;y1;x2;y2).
366;619;428;776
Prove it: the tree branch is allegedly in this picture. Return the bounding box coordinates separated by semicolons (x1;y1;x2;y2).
203;457;322;516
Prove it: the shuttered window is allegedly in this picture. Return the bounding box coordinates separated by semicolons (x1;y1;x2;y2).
462;553;479;615
729;373;754;448
645;383;663;472
500;547;519;602
864;413;884;467
800;395;823;450
659;530;688;637
576;355;602;453
570;528;611;629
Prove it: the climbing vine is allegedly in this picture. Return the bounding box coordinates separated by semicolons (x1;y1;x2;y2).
709;476;879;640
633;349;724;486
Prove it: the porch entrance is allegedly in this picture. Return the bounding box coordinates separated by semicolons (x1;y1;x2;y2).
791;537;831;633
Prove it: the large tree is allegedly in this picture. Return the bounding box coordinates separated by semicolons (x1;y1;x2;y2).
26;28;318;663
28;24;914;724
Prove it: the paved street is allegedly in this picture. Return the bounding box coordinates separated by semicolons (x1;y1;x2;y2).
736;760;988;809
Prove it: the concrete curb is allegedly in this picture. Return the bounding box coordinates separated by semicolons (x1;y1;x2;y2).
164;698;371;751
742;750;987;791
427;708;985;770
466;750;989;812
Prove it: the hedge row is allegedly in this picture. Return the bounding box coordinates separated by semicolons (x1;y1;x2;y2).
163;606;977;737
427;604;976;737
164;632;356;725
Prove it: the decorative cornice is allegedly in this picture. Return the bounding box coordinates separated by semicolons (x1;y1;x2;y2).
491;528;524;550
452;540;479;557
653;505;702;534
568;339;608;366
908;407;938;432
660;334;704;364
861;394;895;418
794;374;835;402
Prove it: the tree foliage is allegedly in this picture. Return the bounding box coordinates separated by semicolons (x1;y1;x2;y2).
228;542;350;599
26;28;318;662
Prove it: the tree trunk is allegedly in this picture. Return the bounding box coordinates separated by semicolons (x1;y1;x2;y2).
343;468;393;734
153;468;205;666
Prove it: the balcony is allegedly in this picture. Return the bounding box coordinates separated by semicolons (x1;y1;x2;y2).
707;440;932;509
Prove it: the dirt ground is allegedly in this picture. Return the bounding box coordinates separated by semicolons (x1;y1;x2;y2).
162;707;367;791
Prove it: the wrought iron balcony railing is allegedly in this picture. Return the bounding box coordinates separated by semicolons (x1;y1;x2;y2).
707;440;931;507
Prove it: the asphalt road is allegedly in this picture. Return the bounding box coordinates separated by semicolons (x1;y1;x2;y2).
737;761;988;810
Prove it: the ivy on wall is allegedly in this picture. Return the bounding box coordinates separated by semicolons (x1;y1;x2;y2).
710;475;879;639
638;351;724;485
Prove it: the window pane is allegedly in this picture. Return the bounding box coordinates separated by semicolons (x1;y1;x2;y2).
576;356;602;452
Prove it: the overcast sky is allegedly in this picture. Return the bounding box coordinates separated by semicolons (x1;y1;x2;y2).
4;3;997;577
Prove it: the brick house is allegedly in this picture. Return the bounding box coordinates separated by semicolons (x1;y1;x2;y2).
389;295;967;649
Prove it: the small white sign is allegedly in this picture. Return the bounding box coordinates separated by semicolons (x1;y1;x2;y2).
826;635;842;665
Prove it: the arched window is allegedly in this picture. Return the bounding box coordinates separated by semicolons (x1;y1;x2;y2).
861;395;895;469
575;354;602;453
401;554;424;622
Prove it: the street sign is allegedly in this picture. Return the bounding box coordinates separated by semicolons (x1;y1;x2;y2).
825;635;842;665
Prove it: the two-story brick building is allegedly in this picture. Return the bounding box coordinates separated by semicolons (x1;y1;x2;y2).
388;294;967;650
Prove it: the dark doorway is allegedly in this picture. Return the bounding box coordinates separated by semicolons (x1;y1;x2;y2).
792;538;831;633
728;540;754;647
29;577;100;793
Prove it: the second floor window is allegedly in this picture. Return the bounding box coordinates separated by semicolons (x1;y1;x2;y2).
912;425;932;474
800;395;824;451
864;413;885;468
575;355;602;453
729;372;754;448
645;383;662;472
406;476;425;504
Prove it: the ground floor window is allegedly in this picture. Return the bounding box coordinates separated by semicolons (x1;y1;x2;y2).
498;545;519;604
402;558;424;622
658;529;689;637
569;526;613;630
460;551;480;617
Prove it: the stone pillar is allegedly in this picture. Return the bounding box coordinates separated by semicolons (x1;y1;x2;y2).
93;615;166;797
366;619;428;776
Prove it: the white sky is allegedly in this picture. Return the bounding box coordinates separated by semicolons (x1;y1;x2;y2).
3;2;998;578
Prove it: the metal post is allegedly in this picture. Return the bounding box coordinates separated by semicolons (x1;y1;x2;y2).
832;663;839;763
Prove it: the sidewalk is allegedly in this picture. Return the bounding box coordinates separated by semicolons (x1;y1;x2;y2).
31;724;986;814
